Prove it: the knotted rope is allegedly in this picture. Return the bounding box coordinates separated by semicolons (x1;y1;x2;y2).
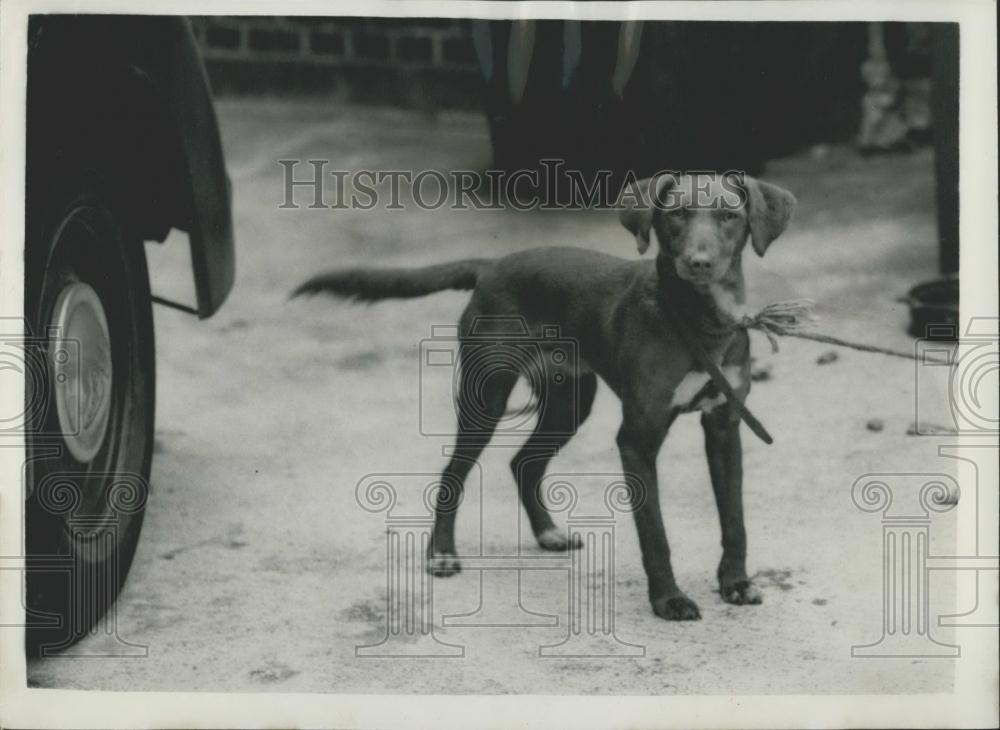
739;299;948;363
669;297;952;446
738;298;817;352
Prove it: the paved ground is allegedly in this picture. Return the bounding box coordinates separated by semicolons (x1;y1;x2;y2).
28;98;962;693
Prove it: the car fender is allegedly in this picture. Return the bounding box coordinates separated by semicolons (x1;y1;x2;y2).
27;15;234;318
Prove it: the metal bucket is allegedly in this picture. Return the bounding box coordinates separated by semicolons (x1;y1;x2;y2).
901;276;959;341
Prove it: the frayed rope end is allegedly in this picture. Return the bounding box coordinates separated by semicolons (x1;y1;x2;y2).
740;299;818;353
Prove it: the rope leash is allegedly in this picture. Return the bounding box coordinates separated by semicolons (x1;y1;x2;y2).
663;307;776;445
670;298;953;446
739;299;951;364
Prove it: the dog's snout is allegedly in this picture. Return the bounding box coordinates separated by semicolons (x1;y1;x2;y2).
685;254;714;273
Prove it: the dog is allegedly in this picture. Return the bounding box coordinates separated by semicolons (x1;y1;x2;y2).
294;173;796;621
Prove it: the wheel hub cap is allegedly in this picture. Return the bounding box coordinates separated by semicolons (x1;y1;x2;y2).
49;282;113;463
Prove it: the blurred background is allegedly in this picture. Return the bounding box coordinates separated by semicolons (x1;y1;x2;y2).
189;17;959;281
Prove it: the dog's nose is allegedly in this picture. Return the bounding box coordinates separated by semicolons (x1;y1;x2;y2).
685;254;713;273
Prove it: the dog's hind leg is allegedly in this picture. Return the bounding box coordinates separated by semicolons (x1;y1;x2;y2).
510;372;598;550
428;359;517;577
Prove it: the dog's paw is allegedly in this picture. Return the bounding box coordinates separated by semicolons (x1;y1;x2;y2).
721;580;763;605
536;528;583;551
652;594;702;621
427;552;461;577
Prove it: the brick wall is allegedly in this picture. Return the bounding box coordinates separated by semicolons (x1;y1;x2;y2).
189;17;940;154
189;16;483;108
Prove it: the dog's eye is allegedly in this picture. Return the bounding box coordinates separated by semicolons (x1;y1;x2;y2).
721;209;740;222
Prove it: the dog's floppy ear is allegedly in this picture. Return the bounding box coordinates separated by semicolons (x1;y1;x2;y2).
617;174;676;255
744;177;797;257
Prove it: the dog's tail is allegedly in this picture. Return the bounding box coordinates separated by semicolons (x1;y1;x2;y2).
291;259;491;303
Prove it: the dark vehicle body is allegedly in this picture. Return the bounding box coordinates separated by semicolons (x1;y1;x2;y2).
24;15;233;652
27;14;234;317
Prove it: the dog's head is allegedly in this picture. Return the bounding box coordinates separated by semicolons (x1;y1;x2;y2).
617;173;796;288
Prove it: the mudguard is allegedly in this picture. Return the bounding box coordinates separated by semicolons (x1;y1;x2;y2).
27;15;234;318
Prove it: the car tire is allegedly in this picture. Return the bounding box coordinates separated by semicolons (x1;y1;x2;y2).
24;189;155;656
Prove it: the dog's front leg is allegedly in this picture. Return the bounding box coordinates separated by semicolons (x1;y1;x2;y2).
702;407;762;605
617;423;701;621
